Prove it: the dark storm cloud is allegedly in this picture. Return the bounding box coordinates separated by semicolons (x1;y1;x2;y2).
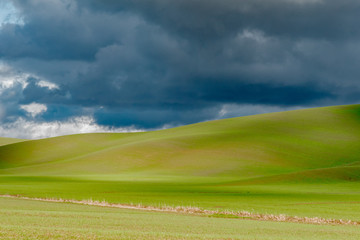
82;0;360;41
1;0;137;60
21;77;69;104
0;0;359;133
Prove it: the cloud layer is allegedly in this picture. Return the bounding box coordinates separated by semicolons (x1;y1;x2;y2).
0;116;141;139
0;0;359;138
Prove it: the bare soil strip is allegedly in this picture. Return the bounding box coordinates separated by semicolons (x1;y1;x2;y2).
0;194;359;226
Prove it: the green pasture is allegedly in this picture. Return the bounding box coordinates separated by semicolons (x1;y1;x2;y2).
0;197;359;240
0;175;360;221
0;104;360;239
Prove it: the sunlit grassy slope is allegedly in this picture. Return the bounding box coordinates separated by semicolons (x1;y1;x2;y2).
0;137;26;146
0;104;360;181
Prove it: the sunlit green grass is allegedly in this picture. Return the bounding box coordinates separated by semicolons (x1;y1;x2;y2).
1;197;359;240
0;137;26;146
1;104;360;239
1;176;360;221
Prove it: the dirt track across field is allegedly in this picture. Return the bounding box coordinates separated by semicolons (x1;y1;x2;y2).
1;194;359;226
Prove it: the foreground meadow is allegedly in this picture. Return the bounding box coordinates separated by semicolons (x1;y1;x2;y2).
1;197;359;240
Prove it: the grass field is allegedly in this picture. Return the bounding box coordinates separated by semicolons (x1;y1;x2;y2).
1;176;360;222
0;104;360;238
1;197;359;240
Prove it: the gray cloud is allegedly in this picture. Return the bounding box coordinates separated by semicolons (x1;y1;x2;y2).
82;0;360;41
0;116;141;139
0;0;359;138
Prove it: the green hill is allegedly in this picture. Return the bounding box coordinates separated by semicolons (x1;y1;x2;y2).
0;137;26;146
0;104;360;182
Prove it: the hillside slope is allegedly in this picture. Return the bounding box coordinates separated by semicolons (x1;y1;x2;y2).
0;137;26;146
0;104;359;181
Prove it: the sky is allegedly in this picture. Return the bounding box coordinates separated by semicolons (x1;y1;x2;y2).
0;0;359;139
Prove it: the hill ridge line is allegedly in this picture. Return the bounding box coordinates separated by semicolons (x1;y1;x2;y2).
0;194;358;226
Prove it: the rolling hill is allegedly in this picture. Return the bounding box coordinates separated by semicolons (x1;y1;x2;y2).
0;104;359;182
0;137;26;146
